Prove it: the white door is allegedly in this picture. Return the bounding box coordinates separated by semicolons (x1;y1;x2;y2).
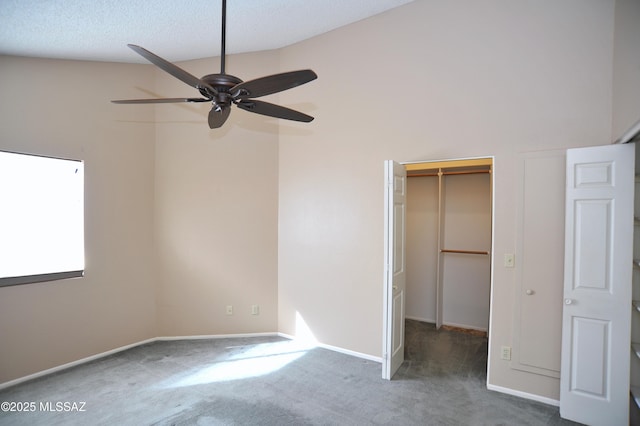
383;160;407;380
560;143;635;425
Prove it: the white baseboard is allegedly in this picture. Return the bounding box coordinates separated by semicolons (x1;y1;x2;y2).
405;315;436;323
487;383;560;407
276;332;382;363
276;331;295;340
317;342;382;363
442;321;488;332
157;332;279;341
0;338;156;391
405;317;488;333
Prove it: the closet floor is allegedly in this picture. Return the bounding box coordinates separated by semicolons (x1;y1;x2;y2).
402;319;488;380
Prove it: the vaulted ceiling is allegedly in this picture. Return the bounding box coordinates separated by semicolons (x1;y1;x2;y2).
0;0;414;63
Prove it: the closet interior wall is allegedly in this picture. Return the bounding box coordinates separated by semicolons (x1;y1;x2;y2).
406;164;492;332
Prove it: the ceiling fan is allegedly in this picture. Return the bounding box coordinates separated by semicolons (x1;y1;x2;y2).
112;0;317;129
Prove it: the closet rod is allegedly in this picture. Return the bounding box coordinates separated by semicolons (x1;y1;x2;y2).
408;170;491;178
440;249;489;255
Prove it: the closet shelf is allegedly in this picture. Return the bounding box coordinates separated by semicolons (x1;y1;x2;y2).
633;300;640;312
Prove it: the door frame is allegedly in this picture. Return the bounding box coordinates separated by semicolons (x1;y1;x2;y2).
382;156;495;380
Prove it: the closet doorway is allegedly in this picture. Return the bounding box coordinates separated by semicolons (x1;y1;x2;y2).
382;157;493;380
405;158;493;333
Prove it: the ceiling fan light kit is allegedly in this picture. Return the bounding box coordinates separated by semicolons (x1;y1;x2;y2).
112;0;317;129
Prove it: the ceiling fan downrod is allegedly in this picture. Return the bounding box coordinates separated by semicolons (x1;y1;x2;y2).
220;0;226;74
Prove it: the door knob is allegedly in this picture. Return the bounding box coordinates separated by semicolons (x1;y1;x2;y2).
525;289;534;295
564;298;573;305
393;285;398;291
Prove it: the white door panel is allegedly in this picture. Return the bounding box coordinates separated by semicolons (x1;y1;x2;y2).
570;317;609;396
574;199;611;289
392;290;404;359
560;144;634;426
383;160;406;380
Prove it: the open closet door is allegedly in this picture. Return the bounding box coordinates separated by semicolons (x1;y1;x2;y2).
383;160;406;380
560;144;634;425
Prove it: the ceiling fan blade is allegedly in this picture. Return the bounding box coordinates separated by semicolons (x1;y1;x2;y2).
208;106;231;129
232;70;317;100
237;100;314;122
111;98;209;104
127;44;217;96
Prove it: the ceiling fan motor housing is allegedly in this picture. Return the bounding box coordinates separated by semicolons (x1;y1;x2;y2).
200;73;244;107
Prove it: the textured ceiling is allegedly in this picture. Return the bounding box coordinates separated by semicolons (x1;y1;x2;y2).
0;0;414;63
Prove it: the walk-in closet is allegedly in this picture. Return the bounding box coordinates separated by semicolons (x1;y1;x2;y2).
405;159;493;334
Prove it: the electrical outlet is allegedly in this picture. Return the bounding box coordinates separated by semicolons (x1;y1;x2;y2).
251;305;259;315
501;346;512;360
226;305;233;315
504;253;515;268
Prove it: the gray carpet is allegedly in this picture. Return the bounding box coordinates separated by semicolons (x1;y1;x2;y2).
0;320;580;425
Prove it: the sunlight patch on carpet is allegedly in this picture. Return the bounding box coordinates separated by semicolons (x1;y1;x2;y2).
159;339;316;388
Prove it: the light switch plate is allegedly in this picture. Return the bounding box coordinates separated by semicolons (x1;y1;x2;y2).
501;346;512;360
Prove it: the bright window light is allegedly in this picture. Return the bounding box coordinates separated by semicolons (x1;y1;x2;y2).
0;151;84;287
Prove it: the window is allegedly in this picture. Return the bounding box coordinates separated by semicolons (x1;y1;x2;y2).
0;151;84;287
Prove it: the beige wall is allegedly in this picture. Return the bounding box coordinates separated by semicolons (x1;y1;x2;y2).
613;0;640;139
406;177;438;323
0;56;157;382
152;51;280;336
278;0;616;400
